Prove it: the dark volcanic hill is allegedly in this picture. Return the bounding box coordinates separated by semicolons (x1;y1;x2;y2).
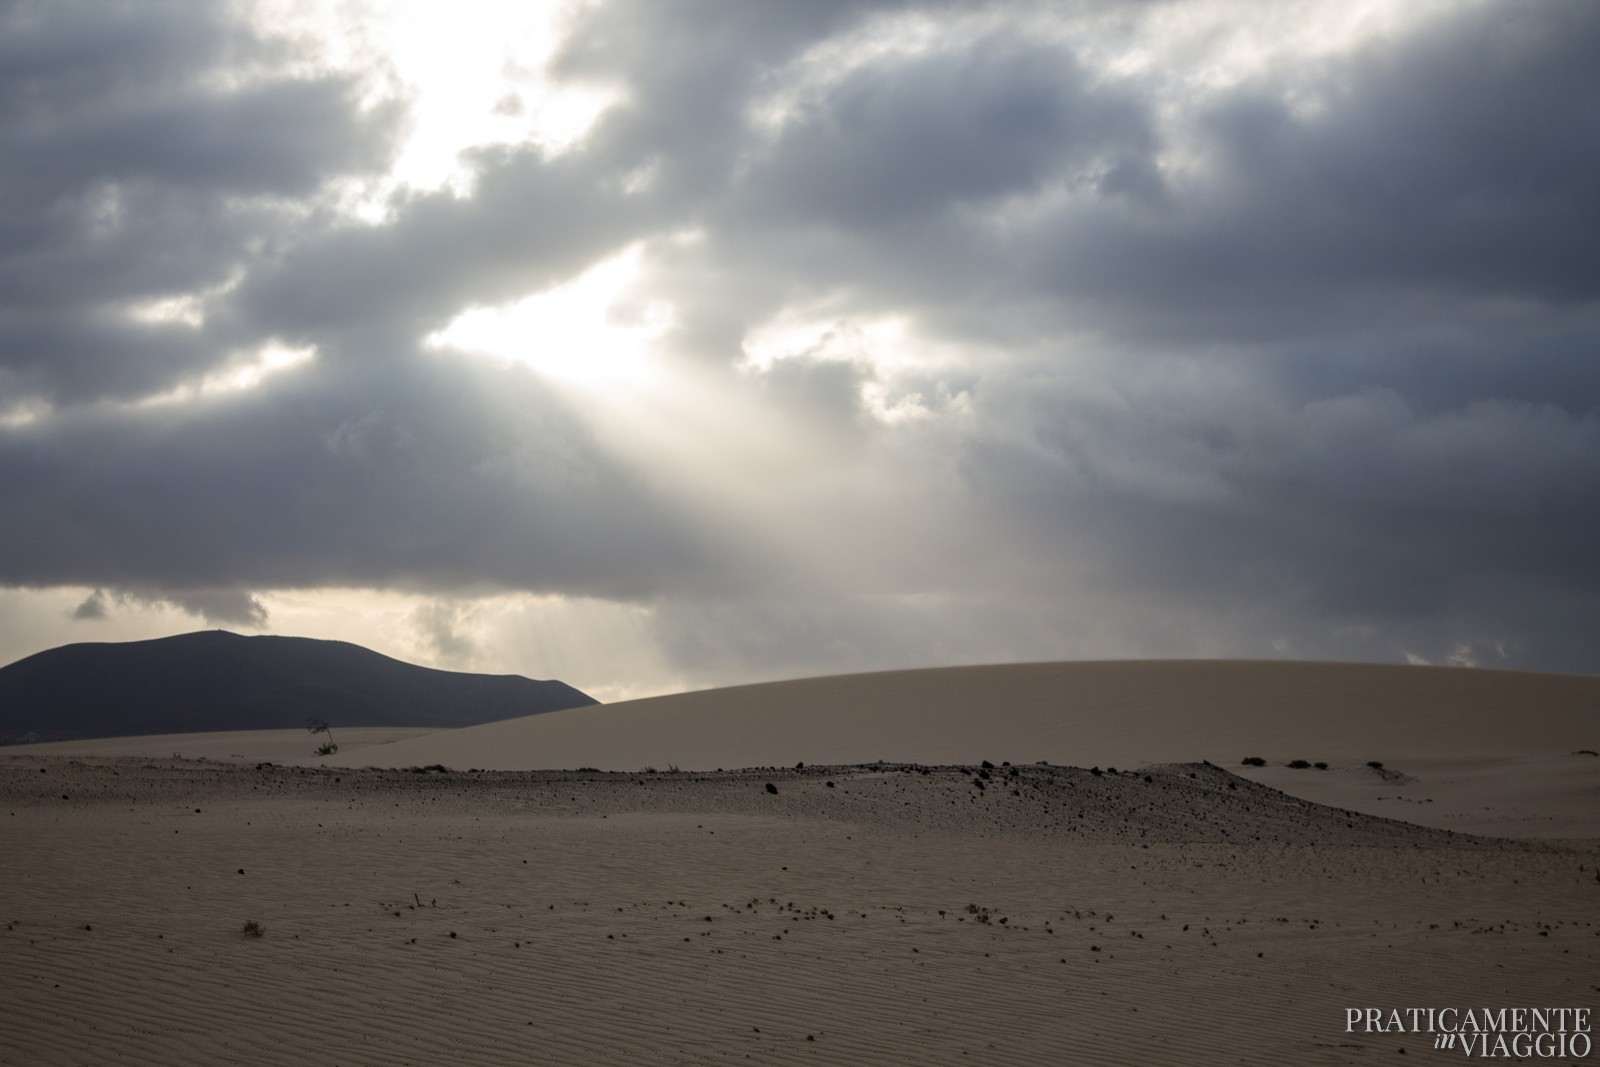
0;630;598;743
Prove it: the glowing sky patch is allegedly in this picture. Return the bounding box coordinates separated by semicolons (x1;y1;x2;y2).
256;0;618;207
426;245;672;389
130;344;316;410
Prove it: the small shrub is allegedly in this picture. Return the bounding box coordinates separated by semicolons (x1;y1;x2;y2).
1241;756;1266;766
1287;759;1311;769
1313;762;1328;770
1366;760;1384;769
307;718;338;757
242;920;264;938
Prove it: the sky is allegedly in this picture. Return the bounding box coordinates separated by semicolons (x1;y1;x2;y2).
1;0;1597;702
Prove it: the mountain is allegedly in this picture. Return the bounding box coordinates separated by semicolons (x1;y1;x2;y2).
0;630;598;743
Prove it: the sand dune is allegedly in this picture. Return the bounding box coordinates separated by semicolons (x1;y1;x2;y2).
22;660;1598;836
337;660;1599;837
352;660;1600;771
4;660;1596;1064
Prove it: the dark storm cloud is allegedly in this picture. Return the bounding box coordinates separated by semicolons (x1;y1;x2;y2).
0;1;255;121
3;0;1598;678
741;35;1153;229
0;354;717;599
0;0;398;406
1018;2;1600;344
957;364;1600;670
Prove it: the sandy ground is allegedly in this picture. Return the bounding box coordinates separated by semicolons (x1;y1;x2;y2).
2;756;1596;1065
18;726;438;765
5;661;1597;1063
1237;754;1600;840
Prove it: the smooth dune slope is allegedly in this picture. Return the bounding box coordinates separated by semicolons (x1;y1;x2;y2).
355;660;1598;772
348;660;1600;837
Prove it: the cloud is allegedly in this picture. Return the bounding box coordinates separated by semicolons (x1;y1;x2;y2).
410;600;479;670
1010;2;1600;344
59;584;267;628
0;355;715;599
70;588;106;621
2;0;1597;687
0;2;401;410
168;588;268;628
741;30;1155;229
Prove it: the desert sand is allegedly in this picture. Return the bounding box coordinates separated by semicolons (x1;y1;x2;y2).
4;661;1597;1064
27;659;1600;837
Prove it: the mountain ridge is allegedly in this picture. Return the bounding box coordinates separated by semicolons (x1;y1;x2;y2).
0;630;597;742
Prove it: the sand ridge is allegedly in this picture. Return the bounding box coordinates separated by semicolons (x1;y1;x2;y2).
0;756;1515;848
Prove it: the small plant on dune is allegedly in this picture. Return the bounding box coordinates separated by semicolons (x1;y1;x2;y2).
242;919;264;938
1241;756;1266;767
307;718;338;757
1286;759;1311;769
641;766;657;774
1367;760;1384;769
667;764;680;774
